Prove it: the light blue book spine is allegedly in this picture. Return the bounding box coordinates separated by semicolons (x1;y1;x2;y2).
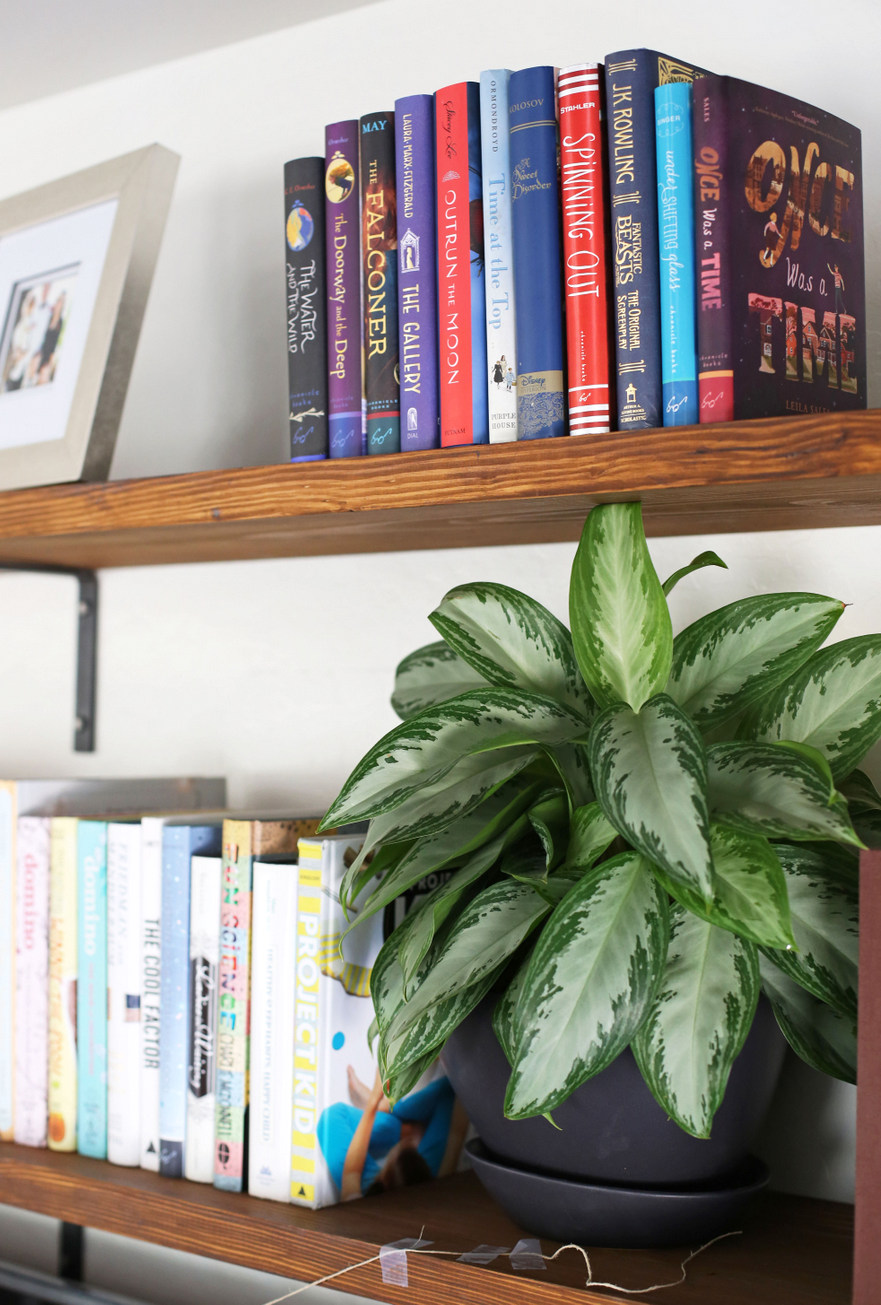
480;70;518;444
655;82;698;426
159;823;221;1177
77;821;108;1159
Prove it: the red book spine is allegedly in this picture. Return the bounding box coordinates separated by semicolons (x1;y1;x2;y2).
558;64;613;436
436;82;475;446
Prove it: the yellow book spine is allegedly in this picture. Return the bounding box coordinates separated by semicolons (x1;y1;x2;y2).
290;840;322;1207
48;818;78;1151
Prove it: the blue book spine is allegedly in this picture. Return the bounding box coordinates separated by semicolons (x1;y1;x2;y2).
508;66;565;440
655;82;698;426
604;49;708;430
395;94;439;450
159;823;221;1177
325;120;363;459
77;821;108;1159
480;70;518;444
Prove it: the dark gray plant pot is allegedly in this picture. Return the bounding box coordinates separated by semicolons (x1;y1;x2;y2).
441;993;786;1189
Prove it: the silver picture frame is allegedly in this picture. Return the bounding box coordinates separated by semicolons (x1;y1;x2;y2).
0;144;179;491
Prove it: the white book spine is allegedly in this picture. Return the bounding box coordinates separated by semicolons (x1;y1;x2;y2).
184;854;221;1183
14;817;50;1147
107;823;142;1166
248;861;297;1202
139;818;163;1171
0;786;15;1139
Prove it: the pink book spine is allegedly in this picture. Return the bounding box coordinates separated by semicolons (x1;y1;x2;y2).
14;816;51;1146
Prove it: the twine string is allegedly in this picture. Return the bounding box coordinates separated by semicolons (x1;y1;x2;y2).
258;1228;742;1302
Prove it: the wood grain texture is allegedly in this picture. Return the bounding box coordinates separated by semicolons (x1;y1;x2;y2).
0;1146;853;1303
0;411;878;568
854;849;881;1305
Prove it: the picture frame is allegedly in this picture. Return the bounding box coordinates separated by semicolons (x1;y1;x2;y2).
0;144;180;491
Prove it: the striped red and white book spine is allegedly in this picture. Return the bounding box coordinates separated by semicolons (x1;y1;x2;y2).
558;62;613;437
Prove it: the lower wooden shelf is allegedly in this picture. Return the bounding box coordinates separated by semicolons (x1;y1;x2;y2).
0;1144;852;1304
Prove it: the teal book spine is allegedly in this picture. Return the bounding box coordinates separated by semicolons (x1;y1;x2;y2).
655;82;698;425
77;821;108;1159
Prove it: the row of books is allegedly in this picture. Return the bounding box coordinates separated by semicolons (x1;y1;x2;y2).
2;778;463;1208
283;49;864;457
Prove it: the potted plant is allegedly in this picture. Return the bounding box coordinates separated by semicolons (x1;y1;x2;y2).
320;501;871;1238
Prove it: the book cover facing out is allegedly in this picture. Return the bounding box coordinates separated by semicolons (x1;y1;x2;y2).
435;81;489;446
360;111;401;454
693;74;864;423
284;156;328;461
603;48;709;431
395;93;439;450
325;121;363;458
509;65;565;440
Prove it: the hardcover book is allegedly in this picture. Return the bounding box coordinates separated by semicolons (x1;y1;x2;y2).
360;111;400;454
77;820;108;1159
604;48;709;430
139;817;163;1171
655;81;698;425
284;156;328;462
159;821;222;1178
290;835;464;1210
395;93;440;450
185;854;222;1183
248;858;298;1201
509;65;565;440
14;816;50;1147
325;120;363;459
48;818;78;1152
107;822;142;1166
435;81;489;446
480;69;518;443
692;75;864;422
558;62;613;437
0;783;13;1140
214;815;320;1193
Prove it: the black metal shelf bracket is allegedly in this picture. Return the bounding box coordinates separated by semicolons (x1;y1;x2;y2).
0;564;98;752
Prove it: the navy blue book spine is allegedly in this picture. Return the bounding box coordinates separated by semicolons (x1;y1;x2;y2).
284;157;328;461
395;94;439;450
508;65;565;440
604;49;708;431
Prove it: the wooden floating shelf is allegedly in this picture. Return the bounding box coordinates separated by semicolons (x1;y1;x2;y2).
0;1145;853;1304
0;410;877;569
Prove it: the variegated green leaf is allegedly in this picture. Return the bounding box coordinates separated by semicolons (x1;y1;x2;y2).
504;851;670;1118
759;956;856;1083
840;769;881;848
493;952;532;1065
378;970;499;1093
336;746;539;900
547;741;594;807
707;741;863;847
632;906;759;1138
322;688;590;829
397;817;536;990
662;550;728;597
668;593;844;730
430;582;591;717
391;640;487;720
744;635;881;780
569;501;672;711
383;1049;440;1102
650;824;795;949
390;880;554;1042
564;802;617;873
528;791;569;870
760;843;858;1019
589;694;714;903
346;777;543;925
339;838;411;920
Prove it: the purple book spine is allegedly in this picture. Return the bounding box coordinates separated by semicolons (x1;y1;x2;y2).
325;121;363;458
395;94;439;450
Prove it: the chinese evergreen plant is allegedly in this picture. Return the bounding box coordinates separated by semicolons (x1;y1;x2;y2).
320;502;873;1138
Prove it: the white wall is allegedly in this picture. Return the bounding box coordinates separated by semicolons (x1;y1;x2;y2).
0;0;877;1298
